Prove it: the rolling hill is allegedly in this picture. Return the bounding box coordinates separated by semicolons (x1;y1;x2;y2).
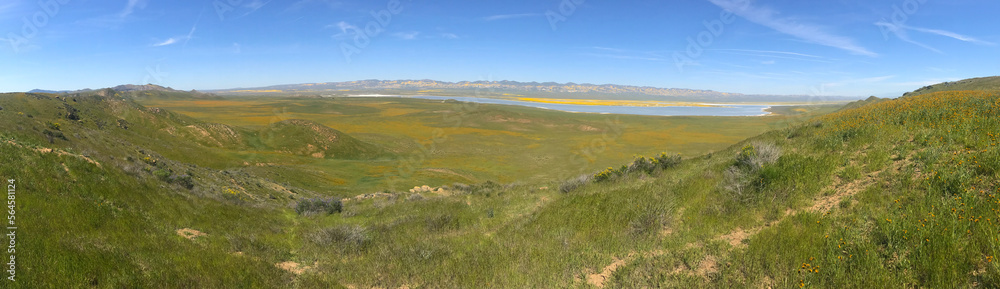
3;77;998;287
903;76;1000;97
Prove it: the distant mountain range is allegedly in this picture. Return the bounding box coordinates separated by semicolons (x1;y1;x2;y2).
29;84;181;94
29;80;871;102
208;80;864;102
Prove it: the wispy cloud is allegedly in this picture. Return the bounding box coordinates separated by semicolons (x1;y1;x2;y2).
711;48;835;63
580;47;666;61
877;21;994;53
152;24;197;47
440;33;459;39
706;0;877;57
712;49;824;59
580;53;665;61
0;2;17;19
242;0;271;16
393;31;420;40
876;22;943;54
824;75;896;87
327;21;358;40
910;26;995;45
287;0;341;12
120;0;149;18
153;38;177;47
483;13;540;21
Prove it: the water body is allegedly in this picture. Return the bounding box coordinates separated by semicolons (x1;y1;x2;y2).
397;95;779;117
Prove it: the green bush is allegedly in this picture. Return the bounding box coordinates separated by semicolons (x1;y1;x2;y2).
294;198;343;216
593;152;682;183
723;142;782;202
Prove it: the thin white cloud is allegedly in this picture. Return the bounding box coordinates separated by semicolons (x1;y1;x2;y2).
712;49;835;63
711;49;824;59
706;0;877;57
875;22;943;54
878;22;995;49
441;33;459;39
483;13;540;21
120;0;148;18
580;47;666;61
239;0;272;17
580;53;665;61
152;25;197;47
824;75;896;87
912;27;995;45
592;47;628;53
327;21;357;39
0;2;17;19
233;43;241;53
393;31;420;40
153;38;177;47
761;60;775;65
287;0;341;12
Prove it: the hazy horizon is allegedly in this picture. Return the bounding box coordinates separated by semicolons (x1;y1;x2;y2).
2;0;998;97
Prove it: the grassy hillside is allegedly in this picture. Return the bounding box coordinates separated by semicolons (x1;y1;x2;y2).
903;76;1000;97
14;82;994;288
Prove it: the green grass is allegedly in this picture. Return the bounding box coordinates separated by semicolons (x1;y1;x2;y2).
8;82;1000;288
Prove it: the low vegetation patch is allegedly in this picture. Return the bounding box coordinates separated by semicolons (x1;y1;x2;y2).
295;198;343;216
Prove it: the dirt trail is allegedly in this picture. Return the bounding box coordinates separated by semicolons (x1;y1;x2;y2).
583;153;916;286
6;140;102;167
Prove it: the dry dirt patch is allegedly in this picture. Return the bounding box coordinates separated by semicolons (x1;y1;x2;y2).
176;228;205;240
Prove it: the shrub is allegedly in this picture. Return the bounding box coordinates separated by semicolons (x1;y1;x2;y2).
723;142;782;202
451;183;471;192
309;225;369;251
42;129;67;143
594;152;683;183
656;152;682;168
169;174;195;189
559;174;592;193
295;198;343;216
627;156;657;173
152;168;171;180
593;167;619;182
735;142;781;170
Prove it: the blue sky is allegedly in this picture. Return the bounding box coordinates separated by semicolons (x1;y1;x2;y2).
1;0;998;97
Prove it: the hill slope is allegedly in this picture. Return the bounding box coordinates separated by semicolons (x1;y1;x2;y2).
903;76;1000;97
3;80;998;287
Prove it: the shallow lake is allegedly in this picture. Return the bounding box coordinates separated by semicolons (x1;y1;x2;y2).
399;95;779;117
